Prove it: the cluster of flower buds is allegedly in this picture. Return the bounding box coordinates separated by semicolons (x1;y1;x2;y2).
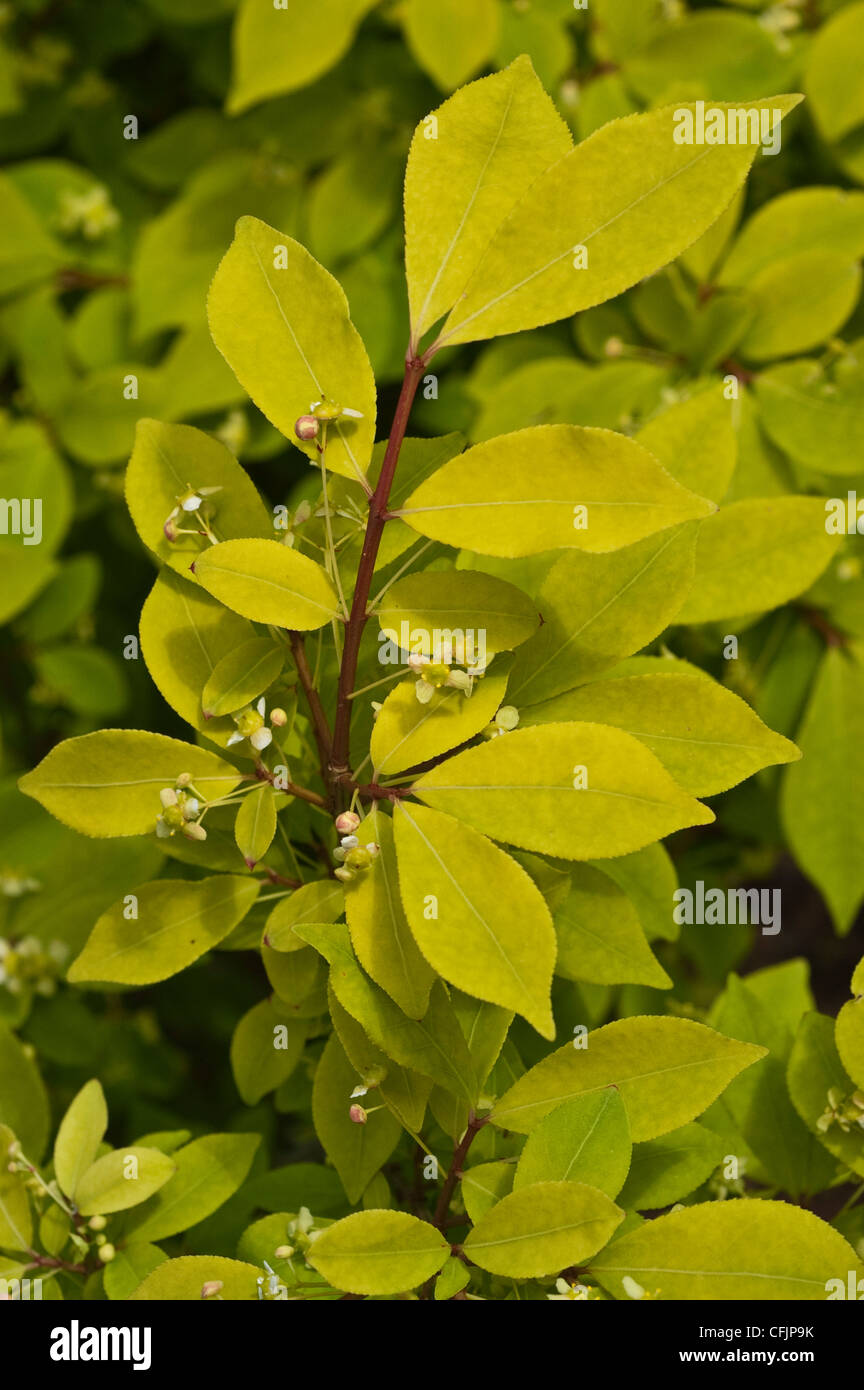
294;397;364;445
0;936;68;996
155;774;207;841
331;810;379;883
817;1086;864;1134
226;696;287;752
0;870;41;898
163;482;222;543
483;705;520;740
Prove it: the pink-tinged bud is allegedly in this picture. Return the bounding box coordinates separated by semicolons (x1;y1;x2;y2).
201;1280;223;1299
349;1104;367;1125
163;517;179;541
294;415;320;441
334;866;354;883
335;811;361;834
270;707;288;727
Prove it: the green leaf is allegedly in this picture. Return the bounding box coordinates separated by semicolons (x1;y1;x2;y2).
636;386;737;505
782;649;864;934
0;170;63;296
514;1090;632;1198
202;636;285;718
506;527;697;705
552;864;671;988
308;1208;449;1294
193;538;339;630
492;1016;765;1140
19;730;243;838
344;808;435;1019
103;1243;168;1301
434;1255;471;1300
68;877;260;986
414;722;714;860
838;999;864;1092
617;1124;725;1211
140;568;253;740
461;1159;515;1223
231;997;306;1105
75;1147;176;1216
589;1199;863;1300
234;785;277;869
228;0;378;114
805;2;864;143
126;1133;261;1244
591;842;679;944
207;216;376;482
464;1180;623;1278
525;673;799;796
676;498;840;623
0;1126;32;1252
131;1255;261;1301
787;1012;864;1179
434;97;801;347
296;923;478;1104
404;56;570;339
264;878;345;954
53;1079;108;1202
330;990;432;1133
0;1025;50;1158
371;661;512;778
125;419;272;577
756;357;864;477
738;251;860;362
376;570;539;659
402;0;499;91
719;188;864;287
394;801;557;1037
312;1033;402;1204
396;425;714;557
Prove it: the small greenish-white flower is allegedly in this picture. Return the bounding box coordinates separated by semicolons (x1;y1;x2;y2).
163;483;223;541
57;184;120;240
547;1278;592;1301
155;785;207;841
408;653;480;704
309;398;364;423
257;1261;288;1300
0;936;68;996
0;870;41;898
228;696;273;752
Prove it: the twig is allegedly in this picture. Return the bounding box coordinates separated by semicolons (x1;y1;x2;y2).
288;631;334;790
433;1112;488;1233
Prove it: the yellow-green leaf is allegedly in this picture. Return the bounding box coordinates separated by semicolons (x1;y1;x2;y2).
53;1080;108;1202
404;55;571;339
312;1033;401;1204
125;1133;260;1244
396;425;714;557
513;1091;632;1198
402;0;499;91
677;498;841;623
371;661;511;778
131;1255;260;1300
394;801;556;1037
636;385;737;504
208;216;375;481
308;1208;450;1294
228;0;378;115
435;97;801;347
552;864;671;988
125;419;272;576
19;730;243;837
75;1147;176;1216
414;722;714;859
230;997;305;1105
589;1200;863;1300
492;1016;765;1140
234;784;277;869
202;636;285;718
194;537;339;630
68;877;260;985
376;570;539;658
264;878;345;955
464;1180;623;1278
344;808;435;1018
524;673;800;796
0;1029;49;1159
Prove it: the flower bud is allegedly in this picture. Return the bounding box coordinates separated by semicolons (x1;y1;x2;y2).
334;866;355;883
88;1215;107;1232
349;1104;367;1125
98;1243;116;1264
163;516;179;542
270;707;288;727
334;811;361;834
340;834;360;850
274;1245;294;1259
184;821;208;841
496;705;520;731
294;415;320;441
201;1280;224;1299
176;772;192;788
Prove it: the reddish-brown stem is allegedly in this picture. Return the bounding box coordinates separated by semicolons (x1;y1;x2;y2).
330;355;427;804
354;781;414;803
288;630;334;793
56;268;129;291
796;604;848;649
433;1112;488;1233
